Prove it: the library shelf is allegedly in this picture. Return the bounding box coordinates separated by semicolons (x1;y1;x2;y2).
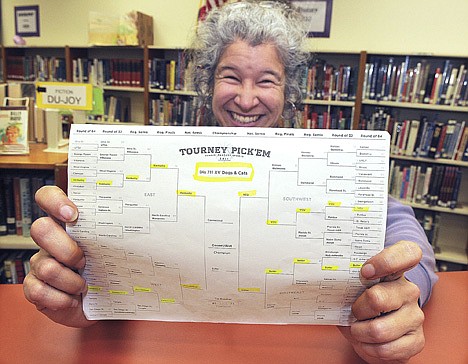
0;235;38;250
0;143;68;252
302;99;355;107
149;89;198;97
1;45;466;269
435;248;468;266
397;200;468;216
362;100;468;113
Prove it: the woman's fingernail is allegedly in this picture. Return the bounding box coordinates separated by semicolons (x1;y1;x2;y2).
361;263;376;278
60;205;77;221
77;256;86;269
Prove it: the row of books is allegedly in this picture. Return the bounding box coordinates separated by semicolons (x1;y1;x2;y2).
300;60;357;101
72;58;144;87
363;57;468;106
0;174;53;237
389;161;462;209
149;94;202;126
105;95;131;122
0;249;37;284
391;118;467;160
358;107;468;161
298;106;353;130
149;53;193;92
6;55;67;82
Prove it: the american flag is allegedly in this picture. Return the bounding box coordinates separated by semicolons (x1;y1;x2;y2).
198;0;227;22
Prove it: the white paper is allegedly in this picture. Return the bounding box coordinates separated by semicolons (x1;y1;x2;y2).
67;124;390;325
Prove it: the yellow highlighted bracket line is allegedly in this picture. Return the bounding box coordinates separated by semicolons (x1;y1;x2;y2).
161;298;176;303
238;287;261;292
178;190;196;196
322;265;339;271
181;284;201;290
125;175;139;180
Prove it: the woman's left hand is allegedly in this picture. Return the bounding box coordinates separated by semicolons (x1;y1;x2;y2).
339;241;425;363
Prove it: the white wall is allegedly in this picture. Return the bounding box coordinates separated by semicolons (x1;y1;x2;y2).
1;0;200;48
306;0;468;56
1;0;468;56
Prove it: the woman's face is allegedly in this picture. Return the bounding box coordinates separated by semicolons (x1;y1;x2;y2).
213;40;286;128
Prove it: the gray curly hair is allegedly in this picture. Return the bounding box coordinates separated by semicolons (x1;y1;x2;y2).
188;0;309;125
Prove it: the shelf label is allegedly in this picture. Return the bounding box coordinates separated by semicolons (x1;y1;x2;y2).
36;82;93;110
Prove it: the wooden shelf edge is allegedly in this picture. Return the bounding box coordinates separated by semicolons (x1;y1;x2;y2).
390;154;468;168
0;235;39;250
362;99;468;112
396;199;468;216
435;249;468;265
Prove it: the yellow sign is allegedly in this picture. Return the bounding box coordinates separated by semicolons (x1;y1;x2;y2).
36;82;93;110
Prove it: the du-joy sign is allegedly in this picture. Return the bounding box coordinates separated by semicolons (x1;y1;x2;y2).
36;82;93;110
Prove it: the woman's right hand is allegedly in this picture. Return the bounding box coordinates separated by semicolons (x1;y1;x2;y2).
23;185;95;328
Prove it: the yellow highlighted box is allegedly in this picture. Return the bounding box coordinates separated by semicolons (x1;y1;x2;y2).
97;180;113;186
322;265;339;271
265;269;282;274
267;220;278;225
151;164;168;168
71;178;86;183
294;258;311;264
193;161;254;182
133;286;152;293
160;298;176;303
87;285;102;292
350;262;363;269
296;208;311;213
353;206;370;212
125;175;139;180
238;190;257;197
328;201;342;206
177;190;196;196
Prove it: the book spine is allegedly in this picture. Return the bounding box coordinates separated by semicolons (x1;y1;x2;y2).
449;169;462;209
0;178;7;235
20;177;32;237
12;177;23;236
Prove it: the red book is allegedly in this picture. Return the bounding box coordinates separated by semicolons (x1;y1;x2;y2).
435;124;448;159
311;112;318;129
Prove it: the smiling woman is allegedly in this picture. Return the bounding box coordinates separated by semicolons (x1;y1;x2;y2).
189;0;309;127
213;40;286;127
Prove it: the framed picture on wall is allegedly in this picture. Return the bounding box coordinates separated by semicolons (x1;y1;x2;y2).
14;5;40;37
291;0;333;38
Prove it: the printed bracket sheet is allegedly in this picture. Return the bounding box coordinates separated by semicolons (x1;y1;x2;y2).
67;124;390;326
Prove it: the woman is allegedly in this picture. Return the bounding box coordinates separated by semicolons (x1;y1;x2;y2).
24;2;437;363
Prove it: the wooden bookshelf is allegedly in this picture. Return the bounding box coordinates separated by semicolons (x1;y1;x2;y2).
0;143;68;170
1;45;467;269
0;143;68;252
